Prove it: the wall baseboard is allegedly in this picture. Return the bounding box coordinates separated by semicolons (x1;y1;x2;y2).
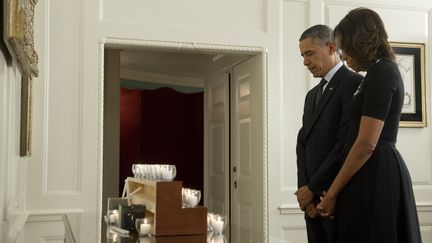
278;202;432;215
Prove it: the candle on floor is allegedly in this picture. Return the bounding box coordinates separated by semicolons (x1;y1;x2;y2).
212;220;224;233
109;214;115;223
140;219;151;236
109;210;119;224
211;215;226;234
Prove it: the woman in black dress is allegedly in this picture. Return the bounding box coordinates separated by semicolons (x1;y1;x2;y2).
316;8;422;243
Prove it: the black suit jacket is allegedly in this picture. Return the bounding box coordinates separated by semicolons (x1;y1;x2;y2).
296;65;362;196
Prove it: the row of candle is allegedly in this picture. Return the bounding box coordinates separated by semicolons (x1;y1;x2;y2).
132;164;177;181
107;210;152;235
107;210;226;239
106;217;152;242
108;231;227;243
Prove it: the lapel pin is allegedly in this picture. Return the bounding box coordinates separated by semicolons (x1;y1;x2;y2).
329;87;333;91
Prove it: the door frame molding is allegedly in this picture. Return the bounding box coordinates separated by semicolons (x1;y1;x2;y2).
97;37;268;243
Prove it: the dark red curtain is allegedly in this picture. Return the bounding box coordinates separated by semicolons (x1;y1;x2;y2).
120;88;142;194
120;87;204;199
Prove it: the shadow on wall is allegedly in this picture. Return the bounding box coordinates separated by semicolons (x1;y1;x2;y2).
120;87;204;200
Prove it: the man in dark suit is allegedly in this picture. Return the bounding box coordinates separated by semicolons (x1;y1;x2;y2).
295;25;362;243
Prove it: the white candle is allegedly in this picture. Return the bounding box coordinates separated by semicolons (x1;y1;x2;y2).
112;234;118;242
161;170;173;181
212;219;224;233
140;223;151;236
109;214;115;223
110;210;119;224
187;194;198;207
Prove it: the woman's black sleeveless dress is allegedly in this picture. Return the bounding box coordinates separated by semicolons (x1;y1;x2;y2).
336;59;422;243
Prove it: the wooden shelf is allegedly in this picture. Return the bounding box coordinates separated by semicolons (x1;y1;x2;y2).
126;177;207;236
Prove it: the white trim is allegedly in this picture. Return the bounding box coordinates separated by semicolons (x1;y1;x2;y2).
27;213;64;222
282;0;309;2
41;236;66;242
120;68;204;88
6;212;29;242
262;52;269;242
42;0;84;196
96;40;105;243
104;38;265;54
278;204;302;215
0;49;9;239
325;1;432;12
416;203;432;212
281;225;306;231
98;37;268;243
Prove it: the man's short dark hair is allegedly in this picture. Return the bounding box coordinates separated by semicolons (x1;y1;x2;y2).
299;25;334;45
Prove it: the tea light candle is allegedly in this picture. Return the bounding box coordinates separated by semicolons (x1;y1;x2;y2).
161;170;173;181
109;214;115;223
140;221;151;236
211;216;225;234
187;194;198;207
212;220;224;233
110;210;119;224
112;234;118;242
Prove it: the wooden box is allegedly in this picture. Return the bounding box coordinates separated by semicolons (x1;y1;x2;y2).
126;177;207;236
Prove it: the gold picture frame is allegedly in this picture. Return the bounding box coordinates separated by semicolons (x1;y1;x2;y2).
390;42;427;128
3;0;39;156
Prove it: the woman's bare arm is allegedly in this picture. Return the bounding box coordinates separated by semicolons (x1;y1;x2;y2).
317;116;384;215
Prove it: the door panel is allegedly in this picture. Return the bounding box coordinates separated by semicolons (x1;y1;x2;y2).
207;71;230;226
231;55;263;243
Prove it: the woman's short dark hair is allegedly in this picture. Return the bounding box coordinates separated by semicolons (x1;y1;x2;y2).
334;7;395;70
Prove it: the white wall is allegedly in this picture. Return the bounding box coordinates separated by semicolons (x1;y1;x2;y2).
0;46;28;242
12;0;432;242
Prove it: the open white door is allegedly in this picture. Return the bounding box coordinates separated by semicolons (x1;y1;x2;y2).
206;70;230;233
231;55;264;243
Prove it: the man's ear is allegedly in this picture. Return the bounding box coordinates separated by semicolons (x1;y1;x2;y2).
327;42;337;54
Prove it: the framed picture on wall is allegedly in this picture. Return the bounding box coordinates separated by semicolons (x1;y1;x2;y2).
4;0;39;156
390;42;426;128
0;0;11;60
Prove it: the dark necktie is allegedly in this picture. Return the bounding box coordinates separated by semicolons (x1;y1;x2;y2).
315;78;327;108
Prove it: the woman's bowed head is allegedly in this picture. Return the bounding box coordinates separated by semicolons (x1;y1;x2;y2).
333;7;395;73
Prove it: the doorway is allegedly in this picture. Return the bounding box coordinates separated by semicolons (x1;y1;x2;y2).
119;82;205;194
100;39;268;243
